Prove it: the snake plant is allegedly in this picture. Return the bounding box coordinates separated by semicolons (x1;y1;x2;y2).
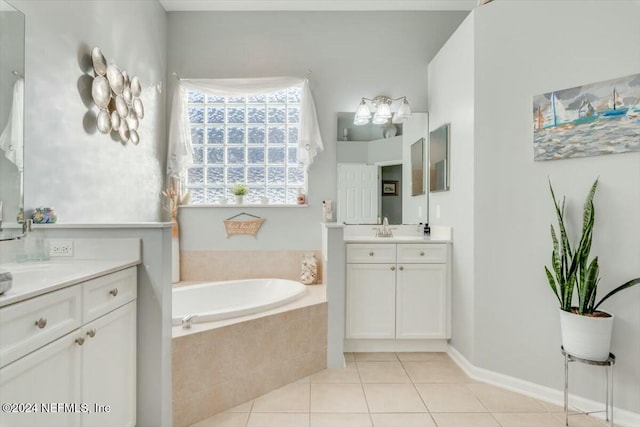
545;178;640;315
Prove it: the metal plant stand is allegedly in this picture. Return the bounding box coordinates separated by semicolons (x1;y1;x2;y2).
561;346;615;427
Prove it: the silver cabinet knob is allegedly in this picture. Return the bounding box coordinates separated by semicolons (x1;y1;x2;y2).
35;318;47;329
369;252;374;256
86;329;97;338
390;266;396;271
420;251;425;256
399;266;404;271
109;288;119;296
75;337;85;346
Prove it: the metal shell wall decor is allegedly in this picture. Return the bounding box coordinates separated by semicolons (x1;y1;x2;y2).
90;47;144;144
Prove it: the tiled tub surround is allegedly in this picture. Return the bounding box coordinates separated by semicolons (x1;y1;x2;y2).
180;250;323;283
172;293;327;427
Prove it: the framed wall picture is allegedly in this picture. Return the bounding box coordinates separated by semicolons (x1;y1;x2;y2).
411;138;425;196
382;180;399;196
429;124;450;192
532;73;640;161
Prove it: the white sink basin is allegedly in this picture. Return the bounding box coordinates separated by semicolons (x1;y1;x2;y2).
0;258;139;308
0;261;116;299
3;261;80;275
345;235;430;242
382;236;426;241
1;262;80;289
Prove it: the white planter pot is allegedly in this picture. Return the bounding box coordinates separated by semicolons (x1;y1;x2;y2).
559;309;614;361
234;195;243;204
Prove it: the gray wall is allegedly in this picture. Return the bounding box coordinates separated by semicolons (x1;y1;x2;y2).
427;11;475;361
430;0;640;414
474;1;639;413
168;11;468;251
14;0;167;223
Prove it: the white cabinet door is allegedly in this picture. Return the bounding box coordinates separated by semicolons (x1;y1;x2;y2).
346;264;396;339
337;163;378;224
396;264;447;339
0;333;82;427
81;301;136;427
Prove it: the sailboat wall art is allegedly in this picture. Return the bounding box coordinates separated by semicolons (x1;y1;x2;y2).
533;73;640;161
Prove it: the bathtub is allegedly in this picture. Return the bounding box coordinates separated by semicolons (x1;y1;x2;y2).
172;278;306;326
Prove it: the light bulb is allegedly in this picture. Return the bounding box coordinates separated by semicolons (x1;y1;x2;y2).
354;99;371;125
392;97;412;123
372;113;389;125
375;101;392;119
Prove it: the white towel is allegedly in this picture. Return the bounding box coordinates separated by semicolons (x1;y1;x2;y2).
0;77;24;171
166;82;193;179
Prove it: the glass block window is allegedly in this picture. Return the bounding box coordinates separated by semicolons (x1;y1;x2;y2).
186;87;305;205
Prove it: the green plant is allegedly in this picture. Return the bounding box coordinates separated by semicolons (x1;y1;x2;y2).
545;178;640;315
230;183;249;196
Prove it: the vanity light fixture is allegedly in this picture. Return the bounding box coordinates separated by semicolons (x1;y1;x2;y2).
354;96;411;125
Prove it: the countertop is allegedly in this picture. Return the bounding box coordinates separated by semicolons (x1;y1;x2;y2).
0;259;140;308
344;236;452;243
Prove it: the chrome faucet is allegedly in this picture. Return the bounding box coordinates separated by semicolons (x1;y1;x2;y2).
181;314;198;329
373;217;394;238
0;218;32;242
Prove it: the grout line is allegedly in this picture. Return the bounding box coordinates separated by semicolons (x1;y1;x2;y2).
489;411;504;427
354;354;375;427
465;382;493;415
398;352;439;427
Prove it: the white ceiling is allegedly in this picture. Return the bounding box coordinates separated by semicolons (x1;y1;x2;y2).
159;0;478;12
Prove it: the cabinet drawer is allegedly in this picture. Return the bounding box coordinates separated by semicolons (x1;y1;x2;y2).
397;244;448;263
83;267;136;323
0;286;82;368
347;244;396;263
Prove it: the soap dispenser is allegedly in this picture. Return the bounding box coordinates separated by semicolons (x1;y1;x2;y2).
423;223;431;238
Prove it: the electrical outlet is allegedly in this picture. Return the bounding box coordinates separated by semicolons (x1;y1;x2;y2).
48;239;74;257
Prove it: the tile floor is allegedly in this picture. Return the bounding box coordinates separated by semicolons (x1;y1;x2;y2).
190;352;615;427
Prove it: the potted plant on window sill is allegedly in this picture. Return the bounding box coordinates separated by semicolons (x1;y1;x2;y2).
231;183;249;204
545;178;640;361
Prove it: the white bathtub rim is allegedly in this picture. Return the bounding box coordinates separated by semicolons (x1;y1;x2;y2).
172;278;306;326
172;283;326;339
174;277;298;293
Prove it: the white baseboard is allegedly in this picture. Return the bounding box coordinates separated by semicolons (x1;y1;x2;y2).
447;345;640;427
344;339;448;353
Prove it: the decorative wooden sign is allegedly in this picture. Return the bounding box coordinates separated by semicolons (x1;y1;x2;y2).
223;213;265;238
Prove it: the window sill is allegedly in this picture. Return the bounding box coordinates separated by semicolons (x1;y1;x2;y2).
179;204;309;209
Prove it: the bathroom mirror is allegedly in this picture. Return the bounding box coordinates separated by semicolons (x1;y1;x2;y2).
0;0;25;235
429;123;449;192
336;113;427;225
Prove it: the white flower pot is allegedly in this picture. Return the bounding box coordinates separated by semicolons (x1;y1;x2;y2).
559;309;614;361
234;195;243;204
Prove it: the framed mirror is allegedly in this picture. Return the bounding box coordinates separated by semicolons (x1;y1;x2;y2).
429;124;449;192
0;0;25;235
336;112;429;225
336;113;405;224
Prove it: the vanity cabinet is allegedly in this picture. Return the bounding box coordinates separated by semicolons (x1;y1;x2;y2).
395;263;447;339
0;328;81;427
345;243;450;347
82;300;136;427
0;267;136;427
346;263;396;338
